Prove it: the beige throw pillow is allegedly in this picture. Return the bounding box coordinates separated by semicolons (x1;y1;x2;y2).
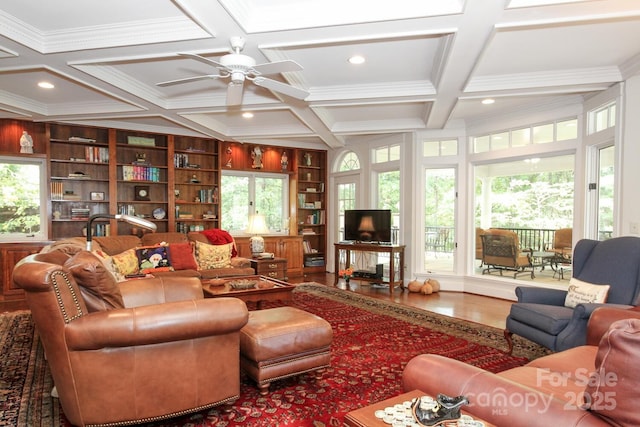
564;277;610;308
195;241;233;269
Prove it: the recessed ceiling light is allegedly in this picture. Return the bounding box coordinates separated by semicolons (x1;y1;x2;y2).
481;98;495;105
242;112;254;119
348;55;365;65
38;81;55;89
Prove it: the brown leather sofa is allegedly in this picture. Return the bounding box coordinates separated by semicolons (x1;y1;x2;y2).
42;231;254;279
13;249;249;427
402;306;640;427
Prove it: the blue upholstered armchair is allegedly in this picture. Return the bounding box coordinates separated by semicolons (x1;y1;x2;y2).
504;236;640;353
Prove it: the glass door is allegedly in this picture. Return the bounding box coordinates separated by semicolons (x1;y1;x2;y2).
424;168;456;272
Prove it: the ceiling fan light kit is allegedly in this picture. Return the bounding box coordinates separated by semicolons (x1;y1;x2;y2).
157;37;309;106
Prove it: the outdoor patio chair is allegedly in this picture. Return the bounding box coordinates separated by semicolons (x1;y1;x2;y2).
504;236;640;353
481;229;534;279
549;227;573;263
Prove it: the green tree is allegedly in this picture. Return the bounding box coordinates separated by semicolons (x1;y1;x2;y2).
0;163;41;234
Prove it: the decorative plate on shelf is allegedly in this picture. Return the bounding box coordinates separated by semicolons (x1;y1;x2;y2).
152;207;166;219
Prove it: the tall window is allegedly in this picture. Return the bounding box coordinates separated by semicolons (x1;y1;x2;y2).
377;170;400;229
474;154;575;266
221;171;288;234
0;156;48;241
337;182;356;241
424;168;456;271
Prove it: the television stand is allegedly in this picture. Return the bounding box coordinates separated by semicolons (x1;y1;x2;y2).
334;243;405;295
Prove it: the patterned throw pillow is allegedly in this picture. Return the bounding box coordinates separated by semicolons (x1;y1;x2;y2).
167;242;198;270
564;277;610;308
111;248;139;276
195;241;233;269
92;249;126;282
135;245;174;274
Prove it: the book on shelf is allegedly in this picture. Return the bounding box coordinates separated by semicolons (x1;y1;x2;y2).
68;172;91;179
71;208;90;220
69;136;96;143
122;165;160;182
303;240;319;254
85;146;109;163
301;228;316;235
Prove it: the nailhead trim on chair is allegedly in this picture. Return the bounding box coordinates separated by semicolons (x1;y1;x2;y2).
85;395;240;427
51;270;84;323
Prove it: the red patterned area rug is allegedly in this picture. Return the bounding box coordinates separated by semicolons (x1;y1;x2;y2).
1;283;544;427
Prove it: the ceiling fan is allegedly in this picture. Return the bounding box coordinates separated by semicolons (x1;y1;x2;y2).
157;37;309;105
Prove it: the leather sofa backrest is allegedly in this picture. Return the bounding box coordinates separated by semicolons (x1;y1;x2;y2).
94;235;142;255
572;237;640;305
141;232;189;246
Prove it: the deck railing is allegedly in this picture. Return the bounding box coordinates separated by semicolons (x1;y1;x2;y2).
425;226;610;255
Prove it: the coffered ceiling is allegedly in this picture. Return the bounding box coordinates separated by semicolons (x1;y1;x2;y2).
1;0;639;149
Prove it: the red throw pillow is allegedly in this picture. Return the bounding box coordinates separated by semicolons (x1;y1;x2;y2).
201;229;238;257
168;242;198;270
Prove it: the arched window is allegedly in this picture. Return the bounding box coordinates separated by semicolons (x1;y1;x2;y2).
338;151;360;172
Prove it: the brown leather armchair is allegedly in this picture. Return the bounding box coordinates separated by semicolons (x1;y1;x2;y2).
12;250;249;427
403;306;640;427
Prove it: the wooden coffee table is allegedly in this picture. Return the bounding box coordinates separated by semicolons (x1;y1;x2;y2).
344;389;495;427
201;275;295;309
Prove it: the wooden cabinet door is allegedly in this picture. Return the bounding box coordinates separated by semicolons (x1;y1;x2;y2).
235;236;304;278
1;243;48;300
272;236;304;278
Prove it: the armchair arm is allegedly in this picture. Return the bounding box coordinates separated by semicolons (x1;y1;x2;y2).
402;354;610;427
65;297;248;351
119;276;203;307
515;286;567;305
587;306;640;345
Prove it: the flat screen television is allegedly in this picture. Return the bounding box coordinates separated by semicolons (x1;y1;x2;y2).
344;209;392;243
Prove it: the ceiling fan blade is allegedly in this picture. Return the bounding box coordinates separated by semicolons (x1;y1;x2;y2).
226;82;244;105
178;52;226;69
252;60;303;75
253;77;309;100
156;74;221;87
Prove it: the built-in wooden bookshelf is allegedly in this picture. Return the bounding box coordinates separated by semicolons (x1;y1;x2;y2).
296;149;327;273
1;120;327;275
172;135;220;233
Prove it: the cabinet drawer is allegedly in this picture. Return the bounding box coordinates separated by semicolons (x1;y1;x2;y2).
251;258;287;279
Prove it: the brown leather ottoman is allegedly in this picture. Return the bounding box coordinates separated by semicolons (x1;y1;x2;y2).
239;306;333;395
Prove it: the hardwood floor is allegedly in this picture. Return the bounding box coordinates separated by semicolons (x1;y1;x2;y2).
294;272;513;329
2;272;514;330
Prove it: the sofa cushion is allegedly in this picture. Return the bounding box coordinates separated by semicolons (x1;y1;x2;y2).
509;303;573;335
64;251;125;312
564;277;610;308
111;248;139;276
135;245;174;274
94;235;142;256
195;241;233;269
168;242;198;271
585;318;640;427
